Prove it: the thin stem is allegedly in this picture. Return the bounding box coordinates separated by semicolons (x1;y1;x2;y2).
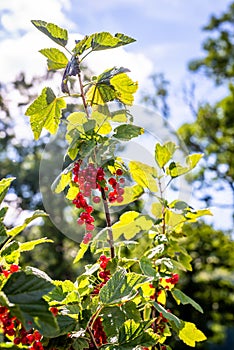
87;326;99;349
100;187;115;258
158;178;166;235
76;57;90;119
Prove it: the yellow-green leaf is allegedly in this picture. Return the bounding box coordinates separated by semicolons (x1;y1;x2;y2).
112;211;153;240
91;111;112;135
25;87;66;140
32;20;68;47
0;177;15;205
66;182;79;200
66;112;88;143
20;238;53;252
39;48;68;70
110;73;138;105
186;153;203;169
53;172;72;194
155;142;177;168
129;161;158;192
185;209;213;222
86;83;116;105
151;203;163;218
7;211;47;238
179;322;206;347
73;243;89;264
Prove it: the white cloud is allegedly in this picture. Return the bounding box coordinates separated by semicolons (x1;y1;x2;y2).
0;0;72;34
85;47;154;99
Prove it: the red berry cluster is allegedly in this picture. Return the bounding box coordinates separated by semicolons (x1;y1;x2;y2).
93;255;110;295
153;311;169;335
0;264;19;278
0;306;43;349
92;317;107;347
165;273;179;284
149;283;162;300
72;162;125;244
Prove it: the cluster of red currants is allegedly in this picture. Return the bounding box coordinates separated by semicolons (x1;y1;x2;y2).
153;312;169;336
93;255;111;295
72;161;125;244
0;306;43;350
0;264;19;278
165;273;179;285
92;316;107;347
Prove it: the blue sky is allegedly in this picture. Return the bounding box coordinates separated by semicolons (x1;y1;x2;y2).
0;0;233;230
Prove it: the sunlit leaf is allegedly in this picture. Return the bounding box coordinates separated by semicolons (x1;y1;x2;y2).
186;153;203;169
0;177;15;205
52;172;72;194
86;67;137;106
25;87;66;140
129;161;158;192
66;182;79;200
179;322;207;347
73;243;89;264
111;73;138;105
91;111;112;135
155;142;177;168
39;48;68;70
20;238;53;252
31;20;68;47
73;32;135;56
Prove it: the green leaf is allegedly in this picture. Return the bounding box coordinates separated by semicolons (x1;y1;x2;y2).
0;208;8;245
179;322;206;347
110;73;138;105
73;32;135;56
86;67;137;106
100;269;149;305
139;257;158;278
118;319;157;348
20;238;53;252
7;210;47;238
0;177;15;205
25;87;66;140
113;124;144;141
3;270;58;337
112;211;153;240
1;241;20;264
155;142;177;168
172;289;203;313
56;314;77;336
39;48;68;70
100;269;136;305
31;20;68;47
153;302;182;330
129;161;158;192
91;32;136;51
73;242;89;264
102;306;126;337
